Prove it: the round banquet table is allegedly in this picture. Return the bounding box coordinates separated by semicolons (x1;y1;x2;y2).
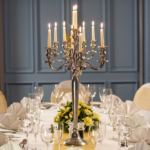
0;106;144;150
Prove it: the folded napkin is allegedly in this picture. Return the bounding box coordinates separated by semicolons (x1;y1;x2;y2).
0;141;22;150
128;114;147;128
0;114;21;130
121;100;141;116
61;92;84;103
6;102;27;118
20;97;28;107
128;140;149;150
112;94;123;106
0;133;9;146
128;126;150;144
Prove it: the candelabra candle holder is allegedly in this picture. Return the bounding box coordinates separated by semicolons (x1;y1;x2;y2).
44;27;108;146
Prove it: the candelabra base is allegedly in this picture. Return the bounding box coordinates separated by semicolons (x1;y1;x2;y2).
63;129;87;146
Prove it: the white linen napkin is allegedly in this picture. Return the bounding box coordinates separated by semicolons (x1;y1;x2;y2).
6;102;27;118
61;92;84;103
0;114;21;130
128;114;147;128
20;97;28;107
0;133;9;146
0;141;22;150
121;100;141;115
128;140;149;150
128;126;150;144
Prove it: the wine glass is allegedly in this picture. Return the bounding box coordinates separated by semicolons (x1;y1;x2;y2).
99;87;106;112
54;122;64;150
88;121;106;150
58;89;64;109
53;84;60;108
81;84;90;103
41;124;54;150
34;87;44;101
89;84;96;109
105;95;113;114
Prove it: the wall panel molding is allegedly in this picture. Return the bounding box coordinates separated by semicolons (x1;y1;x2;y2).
108;0;138;72
5;82;34;106
3;0;34;73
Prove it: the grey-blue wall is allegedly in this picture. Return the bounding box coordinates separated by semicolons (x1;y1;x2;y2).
3;0;146;106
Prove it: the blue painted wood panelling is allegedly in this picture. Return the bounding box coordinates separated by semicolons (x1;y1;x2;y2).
109;81;138;101
108;0;138;72
144;0;150;83
4;0;34;73
5;82;34;106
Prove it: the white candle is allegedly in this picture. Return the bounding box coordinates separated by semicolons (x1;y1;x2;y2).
92;21;95;40
48;23;51;47
79;26;82;52
100;23;104;47
63;21;66;41
54;22;57;42
71;25;74;49
82;22;85;41
72;5;77;29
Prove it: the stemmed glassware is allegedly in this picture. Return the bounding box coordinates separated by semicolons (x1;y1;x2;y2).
99;87;106;112
58;90;64;108
81;84;90;103
89;121;106;150
53;84;60;108
34;87;44;101
54;122;64;150
89;84;96;109
41;124;54;150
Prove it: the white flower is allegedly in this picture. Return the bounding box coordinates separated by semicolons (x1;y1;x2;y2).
65;116;68;119
78;105;81;109
65;120;71;124
86;110;91;115
57;116;59;119
69;114;73;118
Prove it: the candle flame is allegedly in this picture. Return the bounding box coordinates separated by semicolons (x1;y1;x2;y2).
73;4;77;11
48;23;51;29
101;23;103;29
63;21;65;27
79;26;82;33
82;22;85;27
92;21;94;26
55;22;57;27
71;25;73;29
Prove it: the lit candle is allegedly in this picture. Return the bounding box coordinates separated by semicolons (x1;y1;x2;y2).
48;23;51;47
92;21;95;40
82;22;86;41
54;22;57;42
72;4;77;29
71;25;74;49
79;26;82;52
100;23;104;47
63;21;66;41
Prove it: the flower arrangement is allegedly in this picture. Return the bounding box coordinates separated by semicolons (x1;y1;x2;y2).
53;101;101;132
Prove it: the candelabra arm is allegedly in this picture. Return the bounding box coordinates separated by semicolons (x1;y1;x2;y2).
54;52;67;61
48;62;68;71
84;50;95;60
84;62;105;70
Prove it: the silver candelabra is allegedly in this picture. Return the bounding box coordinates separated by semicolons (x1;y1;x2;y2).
44;27;108;146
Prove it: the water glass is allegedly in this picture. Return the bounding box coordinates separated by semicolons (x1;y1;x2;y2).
41;124;54;150
99;87;106;111
89;84;96;109
54;122;64;150
53;84;60;108
34;87;44;101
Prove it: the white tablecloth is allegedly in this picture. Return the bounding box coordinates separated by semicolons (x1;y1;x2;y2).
0;107;141;150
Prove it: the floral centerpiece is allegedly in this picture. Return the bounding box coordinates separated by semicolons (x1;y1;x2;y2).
53;101;101;132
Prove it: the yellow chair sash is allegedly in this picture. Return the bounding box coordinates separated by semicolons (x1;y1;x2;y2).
134;87;150;111
0;92;7;114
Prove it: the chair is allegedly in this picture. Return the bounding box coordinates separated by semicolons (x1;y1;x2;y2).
0;91;7;114
50;80;89;103
134;83;150;111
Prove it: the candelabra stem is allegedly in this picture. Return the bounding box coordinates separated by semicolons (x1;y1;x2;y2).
63;75;87;146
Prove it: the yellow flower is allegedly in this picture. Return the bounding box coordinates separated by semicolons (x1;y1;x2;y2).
66;107;70;111
78;101;83;105
65;116;68;119
61;110;67;117
70;111;73;115
96;113;101;121
84;117;93;126
57;112;61;116
84;109;88;113
78;110;80;116
69;113;72;118
53;116;56;122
